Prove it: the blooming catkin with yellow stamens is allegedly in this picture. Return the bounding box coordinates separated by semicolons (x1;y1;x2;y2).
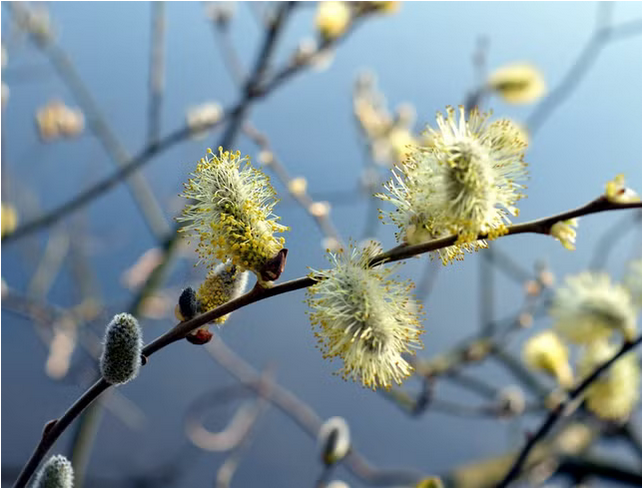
578;340;640;421
522;331;573;388
551;272;637;344
378;106;528;264
306;243;424;389
178;148;288;282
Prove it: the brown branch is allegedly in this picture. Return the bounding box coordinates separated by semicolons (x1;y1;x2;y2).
370;197;642;266
13;196;642;487
495;334;642;488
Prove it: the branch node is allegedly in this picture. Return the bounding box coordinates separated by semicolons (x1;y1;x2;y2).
42;419;58;438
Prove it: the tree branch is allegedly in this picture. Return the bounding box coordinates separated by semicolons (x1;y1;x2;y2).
12;197;642;487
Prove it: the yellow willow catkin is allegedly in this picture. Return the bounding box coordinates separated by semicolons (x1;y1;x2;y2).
378;106;528;264
551;272;637;344
178;148;288;282
306;242;424;389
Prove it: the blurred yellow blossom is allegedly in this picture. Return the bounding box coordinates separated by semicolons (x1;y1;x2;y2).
388;127;417;162
523;331;574;388
488;63;546;104
288;177;308;197
624;259;642;306
186;102;223;140
1;203;18;237
415;478;444;488
551;272;637;344
316;2;351;40
36;100;84;141
309;201;331;218
578;340;640;421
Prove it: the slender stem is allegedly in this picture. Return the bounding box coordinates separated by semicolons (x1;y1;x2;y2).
369;198;641;267
68;395;106;488
13;197;642;487
1;119;224;244
557;454;642;485
147;2;165;146
526;6;642;135
210;18;246;87
13;379;110;488
217;2;294;147
496;335;642;488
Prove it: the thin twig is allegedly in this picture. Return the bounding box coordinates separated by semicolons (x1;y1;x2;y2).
1;118;225;244
557;454;642;485
209;13;246;86
370;198;642;266
527;6;642;134
147;2;165;146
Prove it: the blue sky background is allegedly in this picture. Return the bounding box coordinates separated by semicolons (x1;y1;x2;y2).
2;2;642;487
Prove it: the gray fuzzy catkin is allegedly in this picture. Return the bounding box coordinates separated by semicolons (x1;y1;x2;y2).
33;455;74;488
99;313;143;385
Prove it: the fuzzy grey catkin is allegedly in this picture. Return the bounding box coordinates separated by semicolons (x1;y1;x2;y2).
99;313;143;385
33;455;74;488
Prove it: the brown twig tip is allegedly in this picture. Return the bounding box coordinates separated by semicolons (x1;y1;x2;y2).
260;248;288;282
186;328;214;345
140;354;148;366
42;419;58;438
